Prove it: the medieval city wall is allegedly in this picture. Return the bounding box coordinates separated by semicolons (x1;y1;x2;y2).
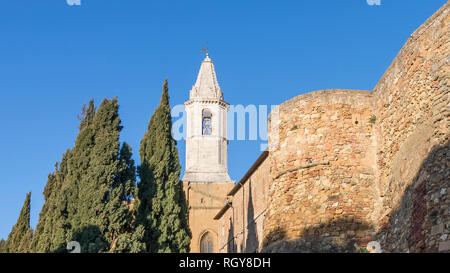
259;2;449;253
262;90;378;252
215;2;449;253
373;2;450;252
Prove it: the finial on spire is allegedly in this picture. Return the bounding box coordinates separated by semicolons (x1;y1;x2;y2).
191;45;221;99
200;47;209;57
200;41;209;57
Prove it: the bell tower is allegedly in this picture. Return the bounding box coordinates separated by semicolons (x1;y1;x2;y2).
183;53;234;252
183;53;231;182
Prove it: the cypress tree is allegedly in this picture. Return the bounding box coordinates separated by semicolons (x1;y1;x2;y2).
29;173;54;252
135;79;191;253
32;98;137;253
68;97;137;253
0;239;6;253
65;100;98;251
107;143;145;253
6;192;33;253
31;151;71;253
30;172;55;252
31;101;95;253
78;100;95;131
51;151;72;252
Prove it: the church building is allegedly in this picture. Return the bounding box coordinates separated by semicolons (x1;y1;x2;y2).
182;53;234;253
182;2;449;253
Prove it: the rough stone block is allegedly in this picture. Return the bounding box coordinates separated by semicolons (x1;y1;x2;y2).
438;241;450;252
431;223;444;236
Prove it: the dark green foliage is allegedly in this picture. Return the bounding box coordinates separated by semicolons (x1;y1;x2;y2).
68;98;123;252
135;79;191;253
30;85;191;253
78;100;96;131
113;221;146;253
31;152;71;253
107;143;145;253
32;98;137;253
6;192;33;253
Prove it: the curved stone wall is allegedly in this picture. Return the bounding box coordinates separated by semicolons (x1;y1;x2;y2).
263;89;378;252
261;2;449;253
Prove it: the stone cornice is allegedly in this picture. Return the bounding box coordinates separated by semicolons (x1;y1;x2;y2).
185;98;229;109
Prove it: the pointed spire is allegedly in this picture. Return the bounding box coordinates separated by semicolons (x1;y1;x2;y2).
190;55;223;100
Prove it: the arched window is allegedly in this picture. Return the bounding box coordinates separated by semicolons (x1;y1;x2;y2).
202;109;212;135
200;232;214;253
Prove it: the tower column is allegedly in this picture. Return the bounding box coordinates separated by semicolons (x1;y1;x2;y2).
182;54;234;253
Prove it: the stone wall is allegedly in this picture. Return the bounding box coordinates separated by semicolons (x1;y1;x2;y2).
373;2;450;253
262;90;378;252
214;2;449;253
217;151;270;253
259;2;449;253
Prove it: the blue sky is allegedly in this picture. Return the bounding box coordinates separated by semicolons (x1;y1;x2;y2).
0;0;446;240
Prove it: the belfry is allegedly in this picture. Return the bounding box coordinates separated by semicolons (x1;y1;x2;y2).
183;53;231;182
182;53;234;253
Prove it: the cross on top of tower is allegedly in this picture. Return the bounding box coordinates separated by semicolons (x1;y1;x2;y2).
200;47;209;57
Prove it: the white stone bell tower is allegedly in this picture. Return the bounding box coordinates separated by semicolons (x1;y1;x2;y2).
182;53;231;183
182;53;234;253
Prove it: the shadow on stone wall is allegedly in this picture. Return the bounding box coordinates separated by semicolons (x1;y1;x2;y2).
245;184;259;253
261;227;286;251
261;219;372;253
227;218;237;253
261;141;449;253
376;140;449;253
